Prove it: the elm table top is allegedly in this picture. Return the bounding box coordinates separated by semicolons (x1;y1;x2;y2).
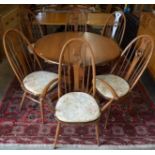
34;32;121;64
35;12;113;26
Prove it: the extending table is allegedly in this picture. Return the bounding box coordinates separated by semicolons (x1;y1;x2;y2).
35;12;113;26
34;32;120;64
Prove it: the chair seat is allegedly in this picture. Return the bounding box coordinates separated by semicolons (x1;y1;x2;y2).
96;74;130;99
55;92;100;123
23;71;58;96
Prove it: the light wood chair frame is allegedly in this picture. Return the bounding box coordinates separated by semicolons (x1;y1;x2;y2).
3;28;57;123
65;10;88;32
53;38;123;148
20;9;44;43
97;34;154;129
101;11;126;46
53;38;99;148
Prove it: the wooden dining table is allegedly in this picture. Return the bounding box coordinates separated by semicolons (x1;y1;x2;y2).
34;32;121;65
35;12;113;26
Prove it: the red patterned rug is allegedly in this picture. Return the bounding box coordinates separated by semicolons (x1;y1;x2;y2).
0;75;155;147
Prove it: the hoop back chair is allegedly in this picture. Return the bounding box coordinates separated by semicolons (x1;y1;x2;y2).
3;29;58;123
101;11;126;46
58;38;96;96
20;9;43;43
3;29;42;83
96;35;154;128
65;10;87;32
111;35;154;90
53;38;100;148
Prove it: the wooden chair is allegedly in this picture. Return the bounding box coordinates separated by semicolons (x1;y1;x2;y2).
3;29;58;123
101;11;126;46
19;9;43;43
96;35;154;129
49;38;100;148
19;9;46;64
65;10;87;32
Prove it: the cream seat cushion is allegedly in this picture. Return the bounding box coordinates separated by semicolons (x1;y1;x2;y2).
23;71;58;96
96;74;130;99
55;92;100;123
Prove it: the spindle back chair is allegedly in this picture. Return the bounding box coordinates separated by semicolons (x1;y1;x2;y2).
3;29;58;123
101;11;126;46
53;38;101;148
20;9;43;43
58;38;96;97
3;29;42;84
111;35;154;90
96;35;154;129
65;10;87;32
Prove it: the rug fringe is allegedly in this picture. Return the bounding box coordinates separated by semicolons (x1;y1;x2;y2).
0;144;155;150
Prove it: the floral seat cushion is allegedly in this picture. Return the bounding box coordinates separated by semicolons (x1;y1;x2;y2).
96;74;130;99
23;71;58;96
55;92;100;123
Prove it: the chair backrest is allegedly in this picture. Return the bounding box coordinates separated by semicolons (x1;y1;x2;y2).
111;35;154;90
20;9;43;43
3;29;42;85
65;10;87;32
101;11;126;46
58;38;96;98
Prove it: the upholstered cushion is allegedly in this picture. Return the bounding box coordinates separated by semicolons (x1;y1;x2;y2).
96;74;129;99
27;43;34;54
55;92;100;123
23;71;58;96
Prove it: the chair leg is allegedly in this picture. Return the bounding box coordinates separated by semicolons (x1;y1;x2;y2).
53;122;61;149
19;92;27;110
104;104;112;129
39;101;44;123
95;122;100;146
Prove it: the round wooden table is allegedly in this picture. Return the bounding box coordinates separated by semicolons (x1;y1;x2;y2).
34;32;121;64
